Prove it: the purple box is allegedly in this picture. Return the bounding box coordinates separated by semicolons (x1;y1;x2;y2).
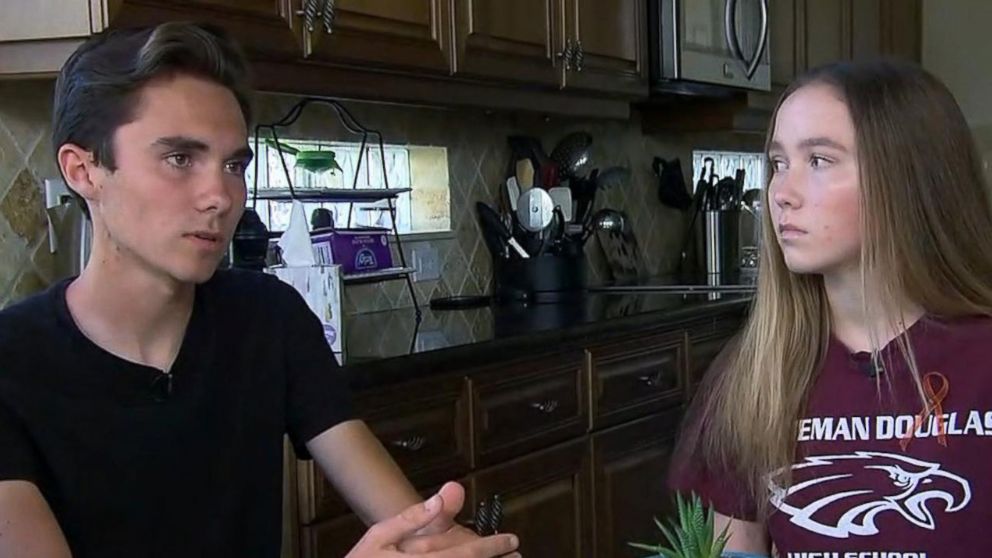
311;228;393;274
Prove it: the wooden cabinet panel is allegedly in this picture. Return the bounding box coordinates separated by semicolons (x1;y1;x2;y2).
472;351;588;466
563;0;647;96
106;0;305;59
0;0;92;42
299;375;471;524
453;0;563;86
799;0;851;70
300;512;366;558
592;409;682;558
470;439;593;558
770;0;797;86
588;332;684;429
305;0;452;74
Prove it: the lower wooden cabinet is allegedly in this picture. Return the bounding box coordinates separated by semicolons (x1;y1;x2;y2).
469;438;594;557
290;307;746;558
591;409;682;558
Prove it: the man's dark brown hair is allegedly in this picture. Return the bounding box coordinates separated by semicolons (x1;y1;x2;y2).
52;22;253;209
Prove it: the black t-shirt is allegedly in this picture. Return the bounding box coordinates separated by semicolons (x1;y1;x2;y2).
0;269;353;557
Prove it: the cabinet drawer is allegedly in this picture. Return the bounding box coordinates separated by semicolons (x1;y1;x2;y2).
299;375;471;524
589;332;684;428
687;322;740;398
472;351;588;466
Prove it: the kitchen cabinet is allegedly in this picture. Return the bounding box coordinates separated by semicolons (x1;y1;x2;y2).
561;0;648;97
453;0;647;96
0;0;103;75
284;305;746;557
105;0;306;60
470;438;594;558
771;0;921;87
591;410;681;558
304;0;452;74
453;0;564;86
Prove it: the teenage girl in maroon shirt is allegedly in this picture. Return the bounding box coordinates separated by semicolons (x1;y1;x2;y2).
671;60;992;557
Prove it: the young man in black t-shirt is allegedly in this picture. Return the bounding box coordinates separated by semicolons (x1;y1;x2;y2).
0;23;519;558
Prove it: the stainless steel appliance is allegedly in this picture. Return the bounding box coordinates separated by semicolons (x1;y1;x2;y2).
650;0;771;92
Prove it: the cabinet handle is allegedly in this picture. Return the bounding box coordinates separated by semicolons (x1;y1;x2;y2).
529;398;559;414
556;40;575;71
472;495;504;536
390;435;427;451
322;0;336;34
573;40;584;72
296;0;321;33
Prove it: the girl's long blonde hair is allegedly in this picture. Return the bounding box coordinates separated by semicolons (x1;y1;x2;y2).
688;60;992;513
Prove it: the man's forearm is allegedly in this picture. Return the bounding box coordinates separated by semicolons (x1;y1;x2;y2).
307;419;423;524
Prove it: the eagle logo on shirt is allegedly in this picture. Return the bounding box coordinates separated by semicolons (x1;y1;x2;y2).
768;451;971;538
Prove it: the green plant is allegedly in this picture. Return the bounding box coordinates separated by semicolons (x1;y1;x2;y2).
629;492;730;558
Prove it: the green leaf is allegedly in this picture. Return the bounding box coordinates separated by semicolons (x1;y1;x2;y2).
263;138;299;155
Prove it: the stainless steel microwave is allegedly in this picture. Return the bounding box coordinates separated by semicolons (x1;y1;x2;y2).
650;0;771;92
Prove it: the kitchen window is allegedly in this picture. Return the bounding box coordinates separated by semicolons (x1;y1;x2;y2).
245;138;451;236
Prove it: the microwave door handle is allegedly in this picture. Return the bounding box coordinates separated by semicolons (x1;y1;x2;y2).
745;0;770;80
724;0;747;75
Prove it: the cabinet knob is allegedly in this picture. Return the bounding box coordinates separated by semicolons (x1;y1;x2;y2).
573;41;584;72
529;398;559;414
472;495;504;536
556;40;575;71
322;0;336;34
296;0;321;33
390;435;427;451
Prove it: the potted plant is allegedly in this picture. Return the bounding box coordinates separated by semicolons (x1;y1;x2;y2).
629;492;731;558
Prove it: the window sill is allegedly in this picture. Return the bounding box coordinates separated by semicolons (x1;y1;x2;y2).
390;230;455;242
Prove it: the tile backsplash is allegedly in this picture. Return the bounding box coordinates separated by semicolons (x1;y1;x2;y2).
0;79;762;311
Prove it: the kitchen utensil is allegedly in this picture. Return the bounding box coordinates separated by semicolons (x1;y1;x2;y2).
515;158;535;190
477;202;530;259
595;166;631;190
594;211;643;284
653;156;693;210
734;168;746;204
539;160;561;188
548;186;573;222
505;177;521;212
549;131;593;179
310;207;334;230
571;168;599;226
580;208;625;244
715;176;738;210
516;188;555;233
508;135;552;184
536;209;563;257
742;188;762;216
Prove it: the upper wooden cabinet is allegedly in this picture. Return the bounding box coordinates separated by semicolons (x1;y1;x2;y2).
105;0;306;60
304;0;452;74
0;0;103;74
452;0;564;87
561;0;647;97
771;0;921;87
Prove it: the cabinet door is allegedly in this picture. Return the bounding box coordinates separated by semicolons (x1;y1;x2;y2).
592;410;682;558
106;0;305;59
470;439;593;558
452;0;564;86
562;0;647;97
797;0;851;70
304;0;452;74
0;0;92;42
770;0;797;86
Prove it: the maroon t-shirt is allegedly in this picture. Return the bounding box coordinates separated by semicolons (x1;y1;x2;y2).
672;315;992;557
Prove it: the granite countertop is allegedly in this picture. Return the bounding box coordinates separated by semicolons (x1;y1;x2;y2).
341;288;751;389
